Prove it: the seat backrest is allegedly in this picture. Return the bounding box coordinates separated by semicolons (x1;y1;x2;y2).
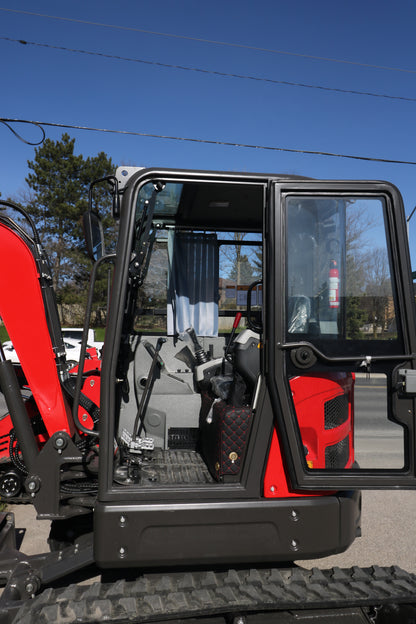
233;329;261;390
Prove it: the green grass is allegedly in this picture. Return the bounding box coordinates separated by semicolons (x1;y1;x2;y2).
0;326;10;343
93;327;106;341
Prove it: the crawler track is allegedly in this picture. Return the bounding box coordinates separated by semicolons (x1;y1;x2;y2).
10;565;416;623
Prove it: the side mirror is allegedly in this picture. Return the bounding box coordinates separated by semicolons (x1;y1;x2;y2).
112;188;120;218
89;175;120;219
83;211;105;261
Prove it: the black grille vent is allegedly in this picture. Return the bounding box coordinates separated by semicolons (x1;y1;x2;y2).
324;393;349;430
325;435;350;469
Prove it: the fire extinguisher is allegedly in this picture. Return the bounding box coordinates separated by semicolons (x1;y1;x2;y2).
329;259;340;309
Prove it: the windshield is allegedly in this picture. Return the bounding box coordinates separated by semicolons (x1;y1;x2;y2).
136;183;183;225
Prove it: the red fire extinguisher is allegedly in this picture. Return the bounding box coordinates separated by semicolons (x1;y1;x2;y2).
329;259;340;309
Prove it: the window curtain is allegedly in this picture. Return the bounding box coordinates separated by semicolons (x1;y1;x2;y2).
167;231;219;336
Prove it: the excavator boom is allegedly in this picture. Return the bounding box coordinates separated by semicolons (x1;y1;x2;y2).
0;217;73;437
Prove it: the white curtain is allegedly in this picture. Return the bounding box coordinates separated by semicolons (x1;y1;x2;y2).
167;231;219;336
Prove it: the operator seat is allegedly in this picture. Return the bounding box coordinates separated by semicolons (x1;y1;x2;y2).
199;328;261;482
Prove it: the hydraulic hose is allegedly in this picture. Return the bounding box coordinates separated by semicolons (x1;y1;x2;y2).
0;358;38;472
0;199;41;245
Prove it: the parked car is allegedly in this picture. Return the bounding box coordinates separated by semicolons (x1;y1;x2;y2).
1;336;100;367
1;341;19;363
61;328;104;353
62;337;86;368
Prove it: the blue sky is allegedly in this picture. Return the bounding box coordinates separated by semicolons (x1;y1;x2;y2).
1;1;416;257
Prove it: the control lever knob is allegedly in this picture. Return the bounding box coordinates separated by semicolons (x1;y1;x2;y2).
186;327;210;364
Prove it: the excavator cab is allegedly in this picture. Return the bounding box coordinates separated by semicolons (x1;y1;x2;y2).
86;168;416;568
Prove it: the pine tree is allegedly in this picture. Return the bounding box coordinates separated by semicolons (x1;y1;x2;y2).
24;133;115;320
229;253;256;285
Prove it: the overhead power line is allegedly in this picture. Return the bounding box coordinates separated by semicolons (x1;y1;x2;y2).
1;6;415;75
0;118;45;145
2;36;416;104
2;117;416;166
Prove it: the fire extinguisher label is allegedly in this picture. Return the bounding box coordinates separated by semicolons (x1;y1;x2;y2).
329;275;340;308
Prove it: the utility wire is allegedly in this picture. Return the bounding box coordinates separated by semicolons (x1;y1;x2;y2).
2;117;416;166
1;6;415;75
0;118;45;145
2;36;416;104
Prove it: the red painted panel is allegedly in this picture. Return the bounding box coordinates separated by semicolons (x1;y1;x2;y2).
264;373;354;498
0;223;73;435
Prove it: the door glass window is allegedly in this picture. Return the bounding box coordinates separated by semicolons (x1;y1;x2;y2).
284;194;406;474
286;196;398;344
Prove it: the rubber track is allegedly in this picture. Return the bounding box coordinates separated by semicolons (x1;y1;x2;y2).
13;565;416;623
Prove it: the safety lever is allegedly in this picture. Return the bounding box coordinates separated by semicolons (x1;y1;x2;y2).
132;337;166;440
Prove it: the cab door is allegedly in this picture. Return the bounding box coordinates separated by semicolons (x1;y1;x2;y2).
268;180;416;489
